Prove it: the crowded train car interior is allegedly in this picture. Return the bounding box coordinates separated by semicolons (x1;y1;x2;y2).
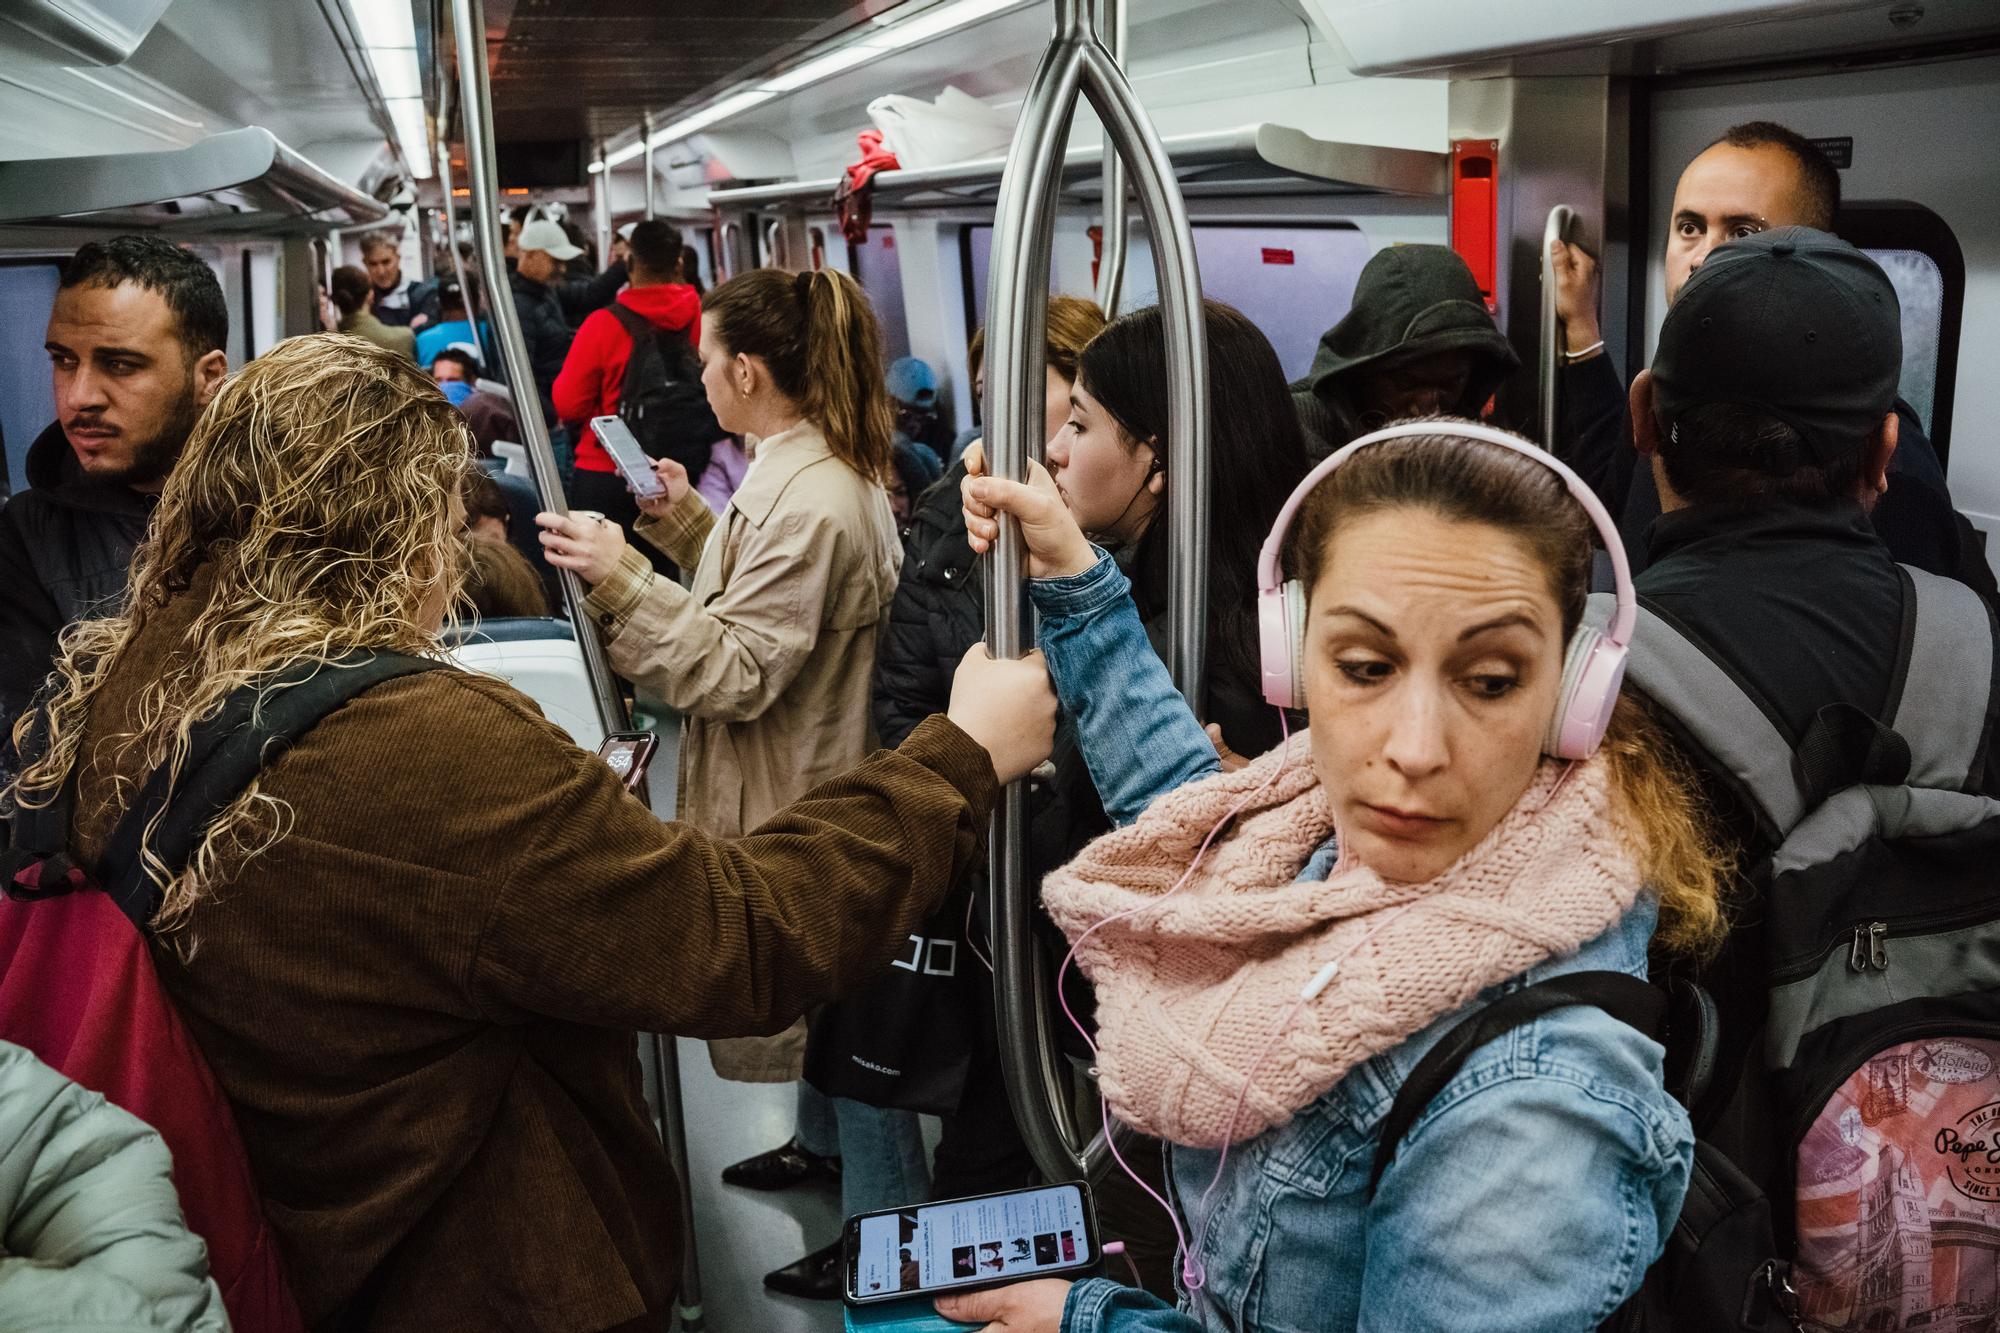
1;0;1998;1330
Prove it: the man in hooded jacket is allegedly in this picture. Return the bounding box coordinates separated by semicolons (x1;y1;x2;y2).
0;237;226;779
1289;243;1519;457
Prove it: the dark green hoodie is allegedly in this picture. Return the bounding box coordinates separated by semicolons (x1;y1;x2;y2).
1289;244;1520;455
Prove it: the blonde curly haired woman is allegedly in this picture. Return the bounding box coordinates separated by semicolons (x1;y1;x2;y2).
6;333;1055;1332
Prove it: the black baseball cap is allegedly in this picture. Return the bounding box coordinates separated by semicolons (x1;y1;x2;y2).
1652;227;1901;465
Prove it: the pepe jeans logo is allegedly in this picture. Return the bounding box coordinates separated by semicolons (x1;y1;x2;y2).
1935;1100;2000;1202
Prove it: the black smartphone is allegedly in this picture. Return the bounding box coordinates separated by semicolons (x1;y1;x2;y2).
589;415;667;499
596;731;658;793
842;1181;1100;1306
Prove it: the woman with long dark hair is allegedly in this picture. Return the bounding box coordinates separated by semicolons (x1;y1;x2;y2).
1060;299;1312;757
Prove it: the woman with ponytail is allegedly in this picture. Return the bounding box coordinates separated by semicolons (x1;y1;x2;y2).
536;268;920;1288
538;261;899;880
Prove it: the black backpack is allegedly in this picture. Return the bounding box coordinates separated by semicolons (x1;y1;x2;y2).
5;651;442;923
1372;566;2000;1331
609;305;719;485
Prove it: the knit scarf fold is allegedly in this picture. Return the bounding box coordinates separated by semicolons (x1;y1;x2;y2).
1041;732;1641;1149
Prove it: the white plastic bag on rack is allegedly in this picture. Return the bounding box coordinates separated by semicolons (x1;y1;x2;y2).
866;86;1014;170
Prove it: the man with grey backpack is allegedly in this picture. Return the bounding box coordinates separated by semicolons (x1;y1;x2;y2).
1617;229;2000;1326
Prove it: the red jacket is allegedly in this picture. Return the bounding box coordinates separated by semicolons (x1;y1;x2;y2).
554;283;703;474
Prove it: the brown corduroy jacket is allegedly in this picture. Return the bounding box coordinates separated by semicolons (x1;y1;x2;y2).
68;580;996;1333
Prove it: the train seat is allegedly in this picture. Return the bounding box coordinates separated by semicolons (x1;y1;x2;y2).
448;618;605;749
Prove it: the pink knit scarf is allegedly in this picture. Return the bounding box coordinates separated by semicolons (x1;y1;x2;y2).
1041;732;1640;1149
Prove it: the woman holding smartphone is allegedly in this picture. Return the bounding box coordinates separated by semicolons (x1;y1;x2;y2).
536;267;923;1295
537;261;900;954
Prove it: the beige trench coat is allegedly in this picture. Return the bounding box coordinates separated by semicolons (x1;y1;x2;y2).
584;421;902;1080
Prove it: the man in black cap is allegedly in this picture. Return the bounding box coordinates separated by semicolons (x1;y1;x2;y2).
1628;228;2000;1206
1628;227;1996;749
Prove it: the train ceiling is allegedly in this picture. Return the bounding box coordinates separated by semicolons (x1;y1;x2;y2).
479;0;892;142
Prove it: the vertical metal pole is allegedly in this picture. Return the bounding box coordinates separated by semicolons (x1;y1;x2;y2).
414;208;436;282
1540;205;1576;452
1092;0;1127;318
985;0;1209;1188
1081;38;1208;710
643;112;658;220
449;6;705;1328
593;144;614;271
433;132;483;369
984;0;1089;1185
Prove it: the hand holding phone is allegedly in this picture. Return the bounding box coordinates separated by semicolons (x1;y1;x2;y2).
843;1183;1100;1307
596;731;659;794
589;416;666;500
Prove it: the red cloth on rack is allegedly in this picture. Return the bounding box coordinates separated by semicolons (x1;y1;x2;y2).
834;129;900;245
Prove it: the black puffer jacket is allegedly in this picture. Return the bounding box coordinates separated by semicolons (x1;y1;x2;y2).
1289;243;1520;457
510;262;627;424
0;422;155;768
873;459;1286;889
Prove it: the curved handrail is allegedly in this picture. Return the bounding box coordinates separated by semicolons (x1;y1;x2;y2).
1092;0;1127;318
1540;204;1576;452
985;0;1209;1183
763;217;786;268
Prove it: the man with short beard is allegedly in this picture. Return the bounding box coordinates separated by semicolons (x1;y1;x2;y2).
0;236;227;770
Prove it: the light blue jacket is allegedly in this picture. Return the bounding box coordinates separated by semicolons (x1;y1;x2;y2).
1031;552;1694;1333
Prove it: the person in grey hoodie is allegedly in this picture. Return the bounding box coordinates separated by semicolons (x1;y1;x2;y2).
1289;244;1519;457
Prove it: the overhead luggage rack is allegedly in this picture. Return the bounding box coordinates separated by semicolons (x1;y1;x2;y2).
707;122;1447;210
0;127;389;231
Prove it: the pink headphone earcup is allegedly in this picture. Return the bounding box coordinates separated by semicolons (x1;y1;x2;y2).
1546;630;1629;760
1258;582;1306;709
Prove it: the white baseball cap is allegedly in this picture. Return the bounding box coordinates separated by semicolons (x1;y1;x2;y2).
518;216;583;262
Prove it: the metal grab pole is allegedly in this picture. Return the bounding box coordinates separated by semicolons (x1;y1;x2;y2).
984;9;1089;1184
1080;40;1208;706
433;137;481;367
448;5;705;1328
643;113;657;220
984;0;1208;1186
588;143;612;268
1540;205;1576;452
1092;0;1127;317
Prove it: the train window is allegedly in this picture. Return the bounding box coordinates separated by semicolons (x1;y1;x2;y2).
849;225;911;361
0;260;61;497
962;222;1372;382
1837;202;1964;469
1186;224;1370;382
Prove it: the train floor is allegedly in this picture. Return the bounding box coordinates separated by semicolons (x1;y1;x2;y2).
644;704;940;1333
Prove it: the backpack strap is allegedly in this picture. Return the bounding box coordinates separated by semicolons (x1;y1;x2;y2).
7;706;75;859
1890;564;1995;790
1367;971;1666;1199
93;651;442;931
606;302;650;345
1606;593;1809;836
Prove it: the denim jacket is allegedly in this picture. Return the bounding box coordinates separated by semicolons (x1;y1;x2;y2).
1030;553;1694;1333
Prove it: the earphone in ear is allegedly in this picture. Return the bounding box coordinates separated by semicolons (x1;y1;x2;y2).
1253;421;1636;759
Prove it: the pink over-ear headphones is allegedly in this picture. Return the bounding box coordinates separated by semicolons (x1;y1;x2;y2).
1255;420;1637;760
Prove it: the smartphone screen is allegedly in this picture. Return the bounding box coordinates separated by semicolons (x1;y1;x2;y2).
844;1182;1098;1305
589;416;666;499
596;731;657;793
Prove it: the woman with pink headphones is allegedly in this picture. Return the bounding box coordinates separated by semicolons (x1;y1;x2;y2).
946;420;1730;1332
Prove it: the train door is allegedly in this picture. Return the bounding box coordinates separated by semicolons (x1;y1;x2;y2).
1642;53;1999;550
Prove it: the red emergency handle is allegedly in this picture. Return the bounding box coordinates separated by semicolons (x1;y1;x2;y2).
1451;139;1500;315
